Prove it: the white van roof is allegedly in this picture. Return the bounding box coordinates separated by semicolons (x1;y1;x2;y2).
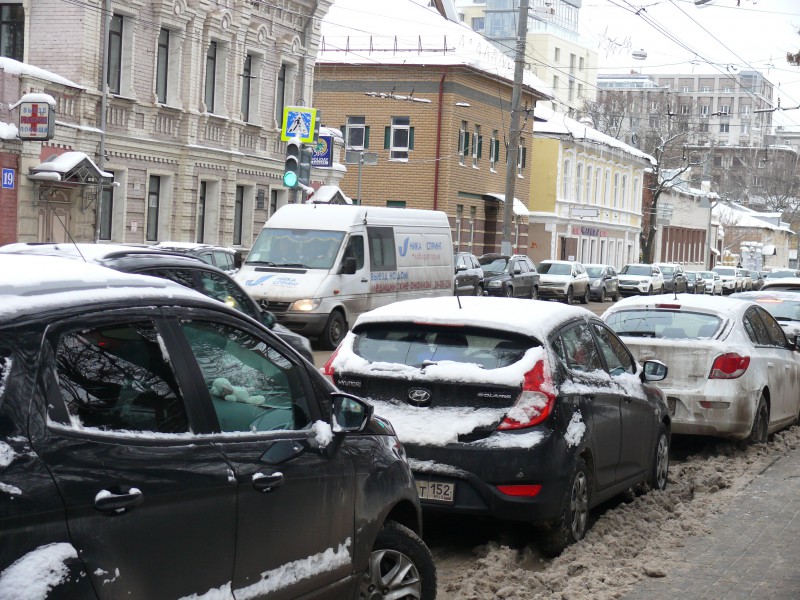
265;204;451;230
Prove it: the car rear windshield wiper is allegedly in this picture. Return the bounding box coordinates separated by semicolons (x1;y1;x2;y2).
774;316;799;322
247;260;278;266
277;263;308;268
616;330;657;338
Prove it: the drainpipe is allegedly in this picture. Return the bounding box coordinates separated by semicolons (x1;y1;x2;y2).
95;0;111;242
433;67;448;211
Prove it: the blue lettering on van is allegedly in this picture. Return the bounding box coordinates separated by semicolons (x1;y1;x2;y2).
398;237;409;257
245;275;275;287
426;241;443;250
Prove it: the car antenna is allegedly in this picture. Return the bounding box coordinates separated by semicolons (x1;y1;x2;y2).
43;194;88;262
456;288;462;309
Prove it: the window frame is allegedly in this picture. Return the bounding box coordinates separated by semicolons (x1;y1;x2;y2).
107;14;124;95
146;175;161;242
156;28;170;104
0;4;24;62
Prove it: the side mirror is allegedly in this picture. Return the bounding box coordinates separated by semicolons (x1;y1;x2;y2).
331;393;373;433
340;257;357;275
260;311;276;329
641;359;668;382
456;264;467;273
513;266;522;274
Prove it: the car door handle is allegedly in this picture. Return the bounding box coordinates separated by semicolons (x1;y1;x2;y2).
94;488;143;513
767;362;774;369
361;278;368;283
252;471;285;493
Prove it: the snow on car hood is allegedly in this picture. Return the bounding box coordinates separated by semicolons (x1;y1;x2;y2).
235;269;327;301
618;274;652;282
539;274;571;285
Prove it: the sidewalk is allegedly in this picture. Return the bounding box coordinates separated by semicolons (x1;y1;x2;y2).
621;447;800;599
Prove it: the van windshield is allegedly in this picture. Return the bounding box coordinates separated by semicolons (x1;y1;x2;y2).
247;228;345;270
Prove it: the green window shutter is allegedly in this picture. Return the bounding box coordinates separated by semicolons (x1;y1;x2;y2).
477;136;483;159
522;147;527;169
409;127;414;150
364;126;370;148
384;126;390;149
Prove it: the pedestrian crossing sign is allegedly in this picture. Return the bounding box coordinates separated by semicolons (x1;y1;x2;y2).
281;106;317;143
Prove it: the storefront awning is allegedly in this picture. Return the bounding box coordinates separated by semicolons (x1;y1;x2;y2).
30;151;113;185
709;246;720;256
483;193;529;217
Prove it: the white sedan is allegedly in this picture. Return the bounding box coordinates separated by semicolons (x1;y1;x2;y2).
602;295;800;442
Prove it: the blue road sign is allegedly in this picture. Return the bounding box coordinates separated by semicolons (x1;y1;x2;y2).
312;135;333;168
281;106;317;143
2;168;15;189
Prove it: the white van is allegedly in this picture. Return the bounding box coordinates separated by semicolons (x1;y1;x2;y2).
235;204;454;349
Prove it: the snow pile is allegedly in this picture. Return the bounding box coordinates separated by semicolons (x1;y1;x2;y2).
436;426;800;599
0;440;15;467
311;420;333;447
0;542;78;600
564;413;585;448
0;122;17;139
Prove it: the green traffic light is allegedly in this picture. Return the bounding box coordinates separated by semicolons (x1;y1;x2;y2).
283;171;298;187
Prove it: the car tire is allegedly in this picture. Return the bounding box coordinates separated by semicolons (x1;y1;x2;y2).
647;426;670;491
748;395;769;444
597;287;606;303
563;287;573;304
320;310;346;351
580;286;589;304
646;285;653;296
613;290;621;302
531;285;538;300
505;286;514;298
361;521;436;600
540;456;590;557
475;283;484;296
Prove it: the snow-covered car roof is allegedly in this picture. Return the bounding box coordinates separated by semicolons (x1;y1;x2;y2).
760;278;800;291
352;296;591;340
0;242;166;261
733;290;800;302
602;293;753;321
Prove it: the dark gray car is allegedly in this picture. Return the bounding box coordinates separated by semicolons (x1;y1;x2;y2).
479;253;539;299
454;251;485;296
584;264;620;302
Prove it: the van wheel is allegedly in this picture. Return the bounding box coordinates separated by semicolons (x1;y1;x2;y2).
540;456;590;557
320;311;346;350
360;521;436;600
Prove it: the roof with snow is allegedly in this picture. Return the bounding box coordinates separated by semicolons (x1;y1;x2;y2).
318;0;553;100
713;203;794;234
31;151;112;184
0;57;83;89
533;105;655;165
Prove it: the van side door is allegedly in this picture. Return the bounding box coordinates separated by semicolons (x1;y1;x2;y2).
338;233;370;323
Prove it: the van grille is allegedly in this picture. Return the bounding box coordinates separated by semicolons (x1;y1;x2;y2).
259;300;291;313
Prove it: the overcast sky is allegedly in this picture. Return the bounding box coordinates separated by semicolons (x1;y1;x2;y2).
578;0;800;128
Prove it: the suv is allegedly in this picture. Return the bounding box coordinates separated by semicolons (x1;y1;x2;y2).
479;253;539;298
655;263;687;293
536;260;591;304
0;254;435;600
454;251;485;296
618;264;665;296
0;243;313;363
152;241;241;273
712;265;744;294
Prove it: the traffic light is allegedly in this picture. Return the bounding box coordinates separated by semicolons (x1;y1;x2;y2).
283;137;301;188
298;146;313;187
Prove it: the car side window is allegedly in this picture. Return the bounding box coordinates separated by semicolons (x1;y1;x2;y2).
54;321;190;433
197;270;260;321
558;323;604;373
592;324;635;376
179;320;310;433
744;307;771;346
755;306;788;347
213;251;232;271
343;234;365;270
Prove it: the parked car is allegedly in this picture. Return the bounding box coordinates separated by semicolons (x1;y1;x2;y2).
760;277;800;292
733;290;800;340
699;270;723;295
685;271;707;294
603;295;800;442
0;243;314;363
479;253;539;299
152;241;241;273
324;296;670;556
0;254;436;600
454;251;485;296
618;264;665;296
752;271;766;291
712;265;744;294
536;260;591;304
584;264;620;302
765;268;800;279
655;263;688;293
740;269;754;291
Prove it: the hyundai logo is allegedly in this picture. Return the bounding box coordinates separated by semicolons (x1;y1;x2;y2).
407;388;432;407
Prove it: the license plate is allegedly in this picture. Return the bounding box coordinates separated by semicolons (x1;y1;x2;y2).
416;480;455;504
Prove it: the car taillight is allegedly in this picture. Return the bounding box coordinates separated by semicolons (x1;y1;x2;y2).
496;484;542;497
497;360;555;430
321;346;340;384
709;353;750;379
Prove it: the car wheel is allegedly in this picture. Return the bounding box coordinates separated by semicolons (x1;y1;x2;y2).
647;426;670;491
361;521;436;600
540;456;590;557
475;283;484;296
320;310;346;351
563;287;573;304
748;395;769;444
531;285;538;300
580;286;589;304
597;287;606;303
613;290;621;302
505;286;514;298
646;285;653;296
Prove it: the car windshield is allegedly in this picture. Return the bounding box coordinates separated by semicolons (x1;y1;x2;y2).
585;267;604;277
352;324;535;369
659;266;675;276
714;267;735;276
767;269;797;279
620;265;651;276
246;228;344;270
753;298;800;322
605;309;722;339
480;257;510;275
686;272;697;281
538;262;572;275
701;271;715;279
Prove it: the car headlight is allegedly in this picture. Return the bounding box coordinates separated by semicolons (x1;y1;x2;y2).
487;280;502;288
591;280;600;288
290;298;321;311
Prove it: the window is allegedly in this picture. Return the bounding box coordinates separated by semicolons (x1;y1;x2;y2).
146;175;161;242
385;116;413;161
386;200;406;208
517;141;526;176
275;64;286;124
343;235;365;270
459;121;468;166
741;105;751;116
99;171;114;241
613;173;620;207
233;185;244;246
107;14;123;94
621;175;628;210
720;123;729;134
594;168;602;204
604;169;610;206
241;54;253;122
554;47;561;62
455;204;463;249
579;56;585;71
180;320;310;433
720;105;731;115
592;324;634;376
490;130;498;171
700;104;709;116
722;86;732;93
699;121;709;133
700;86;711;93
55;321;189;434
346;116;368;150
649;100;658;112
575;163;583;203
742;122;750;134
472;125;481;168
204;41;217;112
367;227;397;270
197;181;206;243
556;324;604;373
469;206;476;247
585;165;592;204
681;86;690;93
755;307;788;347
744;307;772;346
471;16;484;31
156;28;170;104
680;104;691;115
0;4;23;61
562;159;572;199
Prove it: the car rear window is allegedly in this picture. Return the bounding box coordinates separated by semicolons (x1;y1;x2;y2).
714;267;735;276
605;309;722;339
621;265;651;276
753;297;800;322
537;262;571;275
352;324;536;369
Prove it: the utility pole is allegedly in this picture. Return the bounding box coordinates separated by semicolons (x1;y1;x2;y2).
95;0;111;242
501;0;529;256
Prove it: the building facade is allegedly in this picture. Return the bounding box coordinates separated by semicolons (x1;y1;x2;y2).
0;0;335;248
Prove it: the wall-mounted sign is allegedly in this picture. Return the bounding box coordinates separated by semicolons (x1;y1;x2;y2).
18;102;55;140
312;135;332;168
1;168;14;189
280;106;317;143
572;226;608;237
